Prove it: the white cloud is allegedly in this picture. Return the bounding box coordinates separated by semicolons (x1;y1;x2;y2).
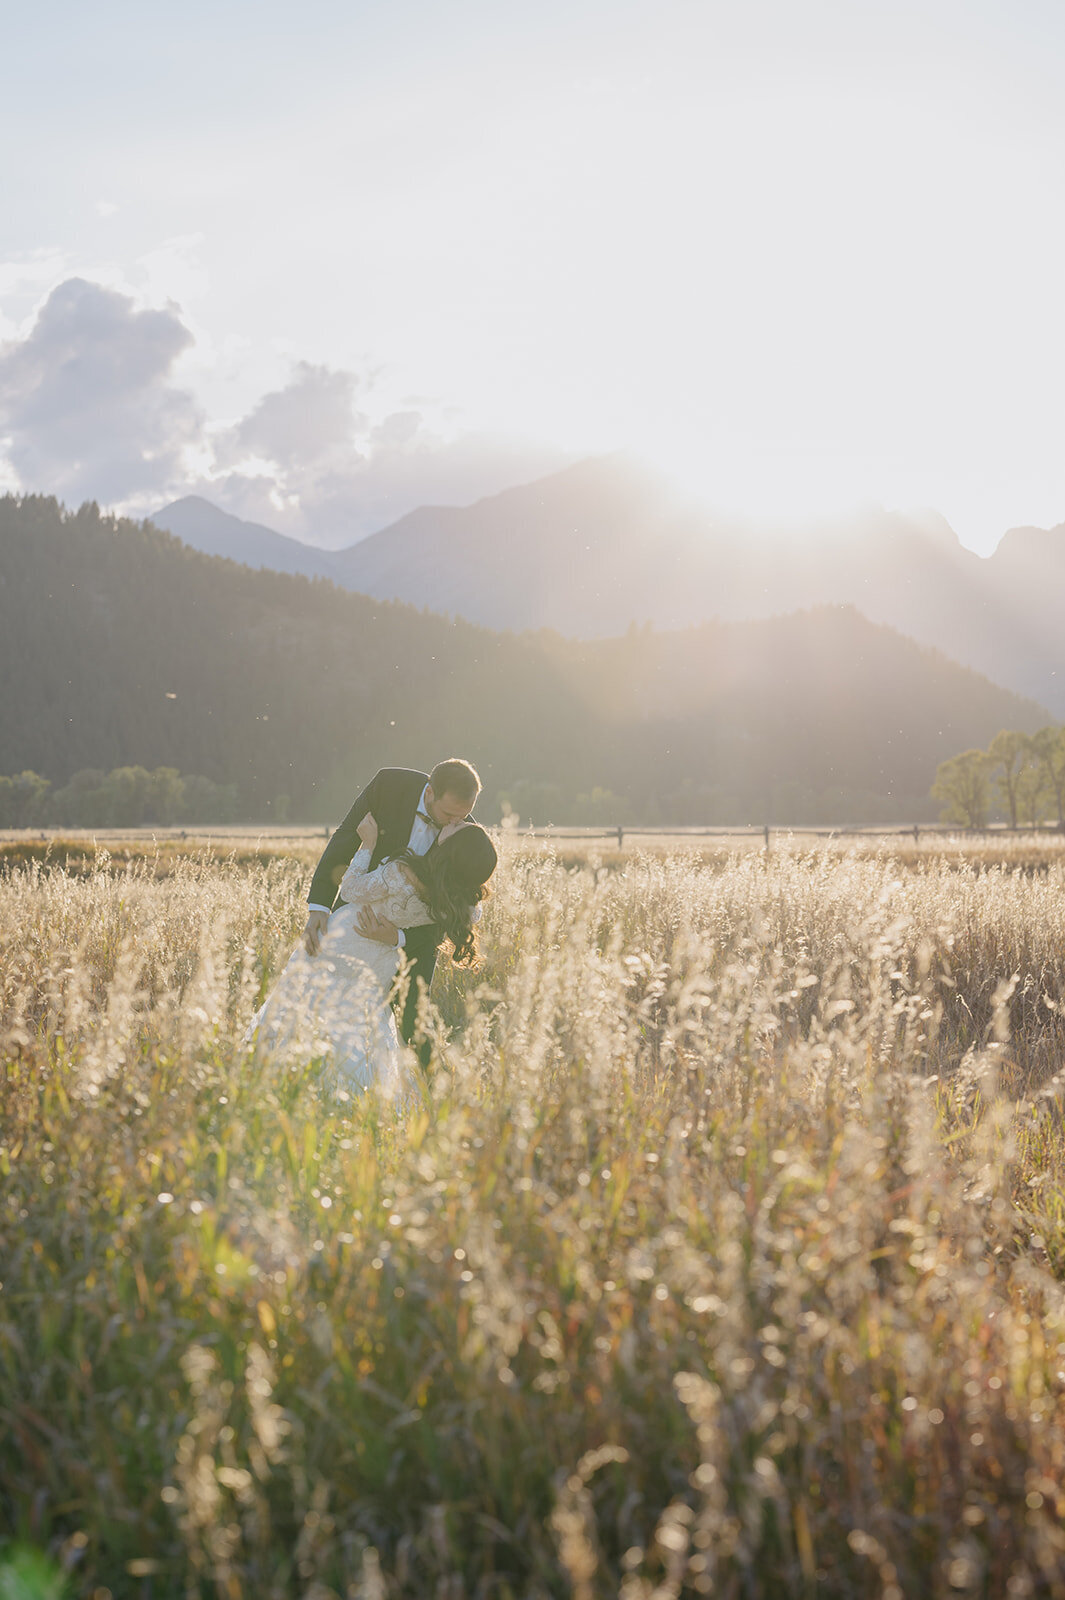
224;361;366;474
0;277;203;502
196;359;567;542
0;277;567;539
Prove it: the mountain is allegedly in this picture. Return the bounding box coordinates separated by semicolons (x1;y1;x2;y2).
5;495;1049;824
153;495;341;581
328;457;685;635
151;461;1065;715
985;524;1065;703
335;458;1064;714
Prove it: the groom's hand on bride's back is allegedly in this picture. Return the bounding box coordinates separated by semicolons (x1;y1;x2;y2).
356;906;399;946
303;909;330;956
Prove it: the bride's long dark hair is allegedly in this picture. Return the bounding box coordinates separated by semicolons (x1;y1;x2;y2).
398;824;497;965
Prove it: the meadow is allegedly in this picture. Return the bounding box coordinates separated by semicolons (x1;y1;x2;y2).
2;836;1065;1599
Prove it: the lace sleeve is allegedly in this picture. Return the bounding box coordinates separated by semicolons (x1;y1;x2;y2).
338;847;391;906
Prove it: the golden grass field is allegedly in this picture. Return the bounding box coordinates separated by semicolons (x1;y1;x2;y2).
3;834;1065;1598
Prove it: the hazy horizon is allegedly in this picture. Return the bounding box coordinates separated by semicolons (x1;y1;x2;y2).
2;0;1065;554
153;456;1061;560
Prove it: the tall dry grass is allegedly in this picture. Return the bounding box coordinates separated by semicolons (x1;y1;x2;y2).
2;842;1065;1598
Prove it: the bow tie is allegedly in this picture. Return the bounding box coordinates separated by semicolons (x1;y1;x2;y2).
416;809;441;831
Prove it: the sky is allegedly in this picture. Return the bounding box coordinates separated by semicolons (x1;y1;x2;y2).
1;0;1064;553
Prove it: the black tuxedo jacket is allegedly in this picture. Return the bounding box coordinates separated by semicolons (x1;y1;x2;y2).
308;767;442;1049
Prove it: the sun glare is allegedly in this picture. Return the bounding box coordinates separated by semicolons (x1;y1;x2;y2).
637;434;889;529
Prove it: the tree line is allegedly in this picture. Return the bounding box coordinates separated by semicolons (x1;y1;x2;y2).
932;728;1065;829
0;767;240;829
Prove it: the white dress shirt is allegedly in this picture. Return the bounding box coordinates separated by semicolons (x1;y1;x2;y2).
405;784;441;858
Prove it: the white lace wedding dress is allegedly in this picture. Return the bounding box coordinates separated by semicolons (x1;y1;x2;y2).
250;847;432;1100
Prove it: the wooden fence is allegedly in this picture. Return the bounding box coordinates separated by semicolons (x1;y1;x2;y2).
513;823;1065;850
5;823;1064;851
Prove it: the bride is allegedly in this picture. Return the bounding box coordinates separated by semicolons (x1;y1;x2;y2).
250;811;497;1099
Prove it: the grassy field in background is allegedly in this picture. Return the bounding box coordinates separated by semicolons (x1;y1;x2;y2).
3;837;1065;1597
4;823;1065;877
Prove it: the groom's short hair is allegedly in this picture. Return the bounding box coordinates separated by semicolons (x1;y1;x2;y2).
429;758;481;804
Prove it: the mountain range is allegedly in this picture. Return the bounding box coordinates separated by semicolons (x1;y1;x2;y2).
1;494;1049;825
154;459;1065;715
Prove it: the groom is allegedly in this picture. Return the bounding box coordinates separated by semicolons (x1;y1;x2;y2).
304;758;482;1049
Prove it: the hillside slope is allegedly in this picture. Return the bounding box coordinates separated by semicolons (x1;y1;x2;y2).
155;496;342;581
154;459;1065;715
1;495;1050;822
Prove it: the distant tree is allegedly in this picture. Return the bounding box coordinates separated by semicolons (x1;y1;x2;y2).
107;766;153;827
183;774;238;823
50;769;109;828
0;771;50;827
987;729;1032;829
931;749;992;828
1031;726;1065;829
145;767;185;824
1016;754;1050;828
21;766;242;827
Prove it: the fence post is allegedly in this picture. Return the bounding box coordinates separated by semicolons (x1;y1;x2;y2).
616;825;624;849
764;824;770;852
913;825;920;846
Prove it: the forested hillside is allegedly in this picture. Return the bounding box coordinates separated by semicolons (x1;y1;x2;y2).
0;496;1049;823
0;496;568;821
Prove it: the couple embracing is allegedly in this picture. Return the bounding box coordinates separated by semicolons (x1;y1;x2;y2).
253;758;497;1099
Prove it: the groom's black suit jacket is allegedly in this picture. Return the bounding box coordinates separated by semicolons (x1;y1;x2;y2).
308;767;443;1050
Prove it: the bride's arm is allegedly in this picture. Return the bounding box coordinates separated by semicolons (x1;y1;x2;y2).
338;847;393;905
